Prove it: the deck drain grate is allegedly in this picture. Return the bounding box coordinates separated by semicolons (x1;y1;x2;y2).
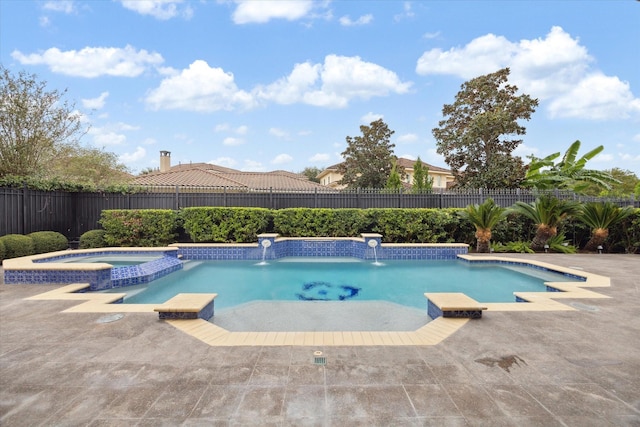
312;350;326;365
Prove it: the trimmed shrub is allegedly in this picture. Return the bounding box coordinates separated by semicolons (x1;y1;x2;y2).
99;209;179;247
79;229;107;249
0;239;5;262
0;234;35;259
273;208;370;237
28;231;69;254
180;207;272;243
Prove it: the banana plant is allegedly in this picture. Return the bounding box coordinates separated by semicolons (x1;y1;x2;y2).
523;140;618;193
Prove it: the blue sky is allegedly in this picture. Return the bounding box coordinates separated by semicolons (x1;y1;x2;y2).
2;1;639;177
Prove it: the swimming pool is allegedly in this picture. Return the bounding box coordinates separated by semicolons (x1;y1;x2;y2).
115;258;578;310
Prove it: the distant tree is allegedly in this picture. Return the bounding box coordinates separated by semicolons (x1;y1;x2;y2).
581;168;639;197
139;167;158;175
411;157;433;193
432;68;538;189
300;166;322;183
49;144;130;187
0;67;85;178
385;160;403;190
523;140;619;194
338;119;398;189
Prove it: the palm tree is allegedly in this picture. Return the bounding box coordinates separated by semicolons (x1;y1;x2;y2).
459;198;507;253
511;195;581;251
578;202;634;252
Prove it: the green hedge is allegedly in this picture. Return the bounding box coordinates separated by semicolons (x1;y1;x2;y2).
79;229;107;249
180;207;271;243
273;208;371;237
92;207;640;253
0;234;35;259
99;209;179;247
0;239;6;262
28;231;69;254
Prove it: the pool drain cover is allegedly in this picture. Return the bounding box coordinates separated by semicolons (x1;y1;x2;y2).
313;351;326;365
96;313;124;324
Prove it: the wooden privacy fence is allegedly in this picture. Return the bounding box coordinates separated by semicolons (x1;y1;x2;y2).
1;185;638;239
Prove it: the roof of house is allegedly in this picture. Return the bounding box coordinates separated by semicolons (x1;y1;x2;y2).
131;163;327;190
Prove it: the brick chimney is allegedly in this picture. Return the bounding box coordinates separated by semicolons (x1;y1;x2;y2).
160;150;171;172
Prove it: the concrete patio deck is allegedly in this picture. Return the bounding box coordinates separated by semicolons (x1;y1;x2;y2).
1;253;639;426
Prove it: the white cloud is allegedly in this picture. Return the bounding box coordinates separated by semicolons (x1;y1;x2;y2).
118;0;192;20
257;55;412;109
592;153;614;163
211;157;237;168
394;2;415;22
422;31;441;40
309;153;330;163
215;123;248;134
242;159;265;172
120;146;147;163
397;133;418;144
548;73;640;120
146;60;254;112
12;45;163;78
339;14;373;27
232;0;315;24
416;26;640;121
223;137;244;146
361;112;383;124
43;1;75;14
143;137;157;145
269;128;289;138
272;154;293;165
512;143;540;159
91;131;126;146
82;92;109;110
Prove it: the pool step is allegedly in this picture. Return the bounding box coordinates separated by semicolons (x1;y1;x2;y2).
425;293;487;319
154;293;217;320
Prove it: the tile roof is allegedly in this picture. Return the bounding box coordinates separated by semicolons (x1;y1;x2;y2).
322;157;452;174
131;164;327;190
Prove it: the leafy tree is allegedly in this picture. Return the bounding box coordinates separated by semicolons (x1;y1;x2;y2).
338;119;399;188
577;202;634;252
581;168;639;197
510;195;581;251
411;157;433;193
458;198;507;253
49;143;130;187
432;68;538;189
523;140;619;194
385;160;403;190
0;67;85;178
300;166;322;183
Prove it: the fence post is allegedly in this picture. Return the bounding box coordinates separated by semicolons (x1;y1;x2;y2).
270;187;273;209
22;182;28;234
174;185;179;210
314;188;318;209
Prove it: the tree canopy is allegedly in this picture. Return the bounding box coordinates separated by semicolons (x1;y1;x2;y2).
411;157;433;193
338;119;400;189
0;67;129;188
432;68;538;189
300;166;322;183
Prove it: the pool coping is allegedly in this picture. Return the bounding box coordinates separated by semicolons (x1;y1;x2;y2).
22;254;611;347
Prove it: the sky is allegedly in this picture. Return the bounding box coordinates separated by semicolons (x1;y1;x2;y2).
1;1;639;178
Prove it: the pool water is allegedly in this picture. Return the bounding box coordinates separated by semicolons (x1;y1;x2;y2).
119;259;577;310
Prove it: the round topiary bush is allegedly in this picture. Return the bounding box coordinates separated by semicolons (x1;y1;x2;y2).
79;229;107;249
0;239;6;263
0;234;35;259
28;231;69;254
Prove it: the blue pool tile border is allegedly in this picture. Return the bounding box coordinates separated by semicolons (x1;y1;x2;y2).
457;257;587;282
